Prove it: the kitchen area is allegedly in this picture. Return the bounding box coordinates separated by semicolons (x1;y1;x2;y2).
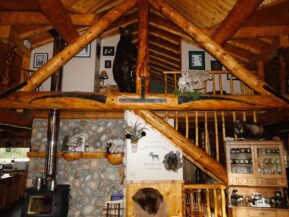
0;147;30;210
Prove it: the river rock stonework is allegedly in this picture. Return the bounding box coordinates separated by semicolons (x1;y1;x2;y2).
28;119;124;217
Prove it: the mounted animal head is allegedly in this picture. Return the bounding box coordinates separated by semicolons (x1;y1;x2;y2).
119;26;133;42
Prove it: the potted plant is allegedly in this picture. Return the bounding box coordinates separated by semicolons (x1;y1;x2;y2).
105;142;124;165
122;121;147;153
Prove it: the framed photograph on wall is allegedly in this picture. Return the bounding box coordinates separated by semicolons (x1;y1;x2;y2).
211;60;222;71
33;53;48;68
75;43;91;57
189;51;205;70
104;60;112;68
103;46;115;56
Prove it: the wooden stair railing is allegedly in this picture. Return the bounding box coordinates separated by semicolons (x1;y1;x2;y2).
134;110;228;184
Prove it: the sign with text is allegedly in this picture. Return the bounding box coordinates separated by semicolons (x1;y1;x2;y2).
125;111;183;182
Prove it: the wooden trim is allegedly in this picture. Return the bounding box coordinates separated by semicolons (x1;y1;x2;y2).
1;92;289;110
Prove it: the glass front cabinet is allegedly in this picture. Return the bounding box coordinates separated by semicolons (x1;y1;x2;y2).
226;141;287;187
225;141;289;217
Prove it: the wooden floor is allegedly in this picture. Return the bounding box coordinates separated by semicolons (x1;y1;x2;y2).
0;200;23;217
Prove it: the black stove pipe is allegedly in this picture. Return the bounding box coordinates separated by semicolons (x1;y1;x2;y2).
44;30;65;187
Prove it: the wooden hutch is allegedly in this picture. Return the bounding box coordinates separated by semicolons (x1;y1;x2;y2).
225;140;289;217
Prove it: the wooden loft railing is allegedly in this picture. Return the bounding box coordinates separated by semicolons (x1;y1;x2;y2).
184;184;227;217
163;70;259;160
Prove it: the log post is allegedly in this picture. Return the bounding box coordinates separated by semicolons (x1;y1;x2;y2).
21;0;137;91
136;0;150;94
257;61;265;80
135;110;228;184
149;0;286;100
278;47;288;94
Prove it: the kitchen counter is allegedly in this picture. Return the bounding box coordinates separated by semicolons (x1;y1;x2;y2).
0;171;27;210
0;173;12;179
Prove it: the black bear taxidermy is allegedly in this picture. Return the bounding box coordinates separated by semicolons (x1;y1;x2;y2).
132;188;164;215
113;26;137;93
233;120;270;140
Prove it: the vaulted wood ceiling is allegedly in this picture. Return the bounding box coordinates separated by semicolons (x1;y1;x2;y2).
0;0;288;83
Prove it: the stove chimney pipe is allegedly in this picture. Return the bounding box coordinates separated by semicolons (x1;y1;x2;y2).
44;30;65;189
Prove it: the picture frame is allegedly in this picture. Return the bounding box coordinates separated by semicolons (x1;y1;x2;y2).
33;53;48;68
67;134;86;152
189;51;205;70
227;74;239;80
75;43;91;58
103;46;115;56
104;60;112;68
211;60;222;71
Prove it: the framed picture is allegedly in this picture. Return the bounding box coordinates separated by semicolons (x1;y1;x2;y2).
33;53;48;68
103;46;115;56
75;44;91;57
211;60;222;71
104;60;112;68
189;51;205;70
227;74;238;80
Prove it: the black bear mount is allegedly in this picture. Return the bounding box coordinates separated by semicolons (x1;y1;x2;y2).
113;26;137;93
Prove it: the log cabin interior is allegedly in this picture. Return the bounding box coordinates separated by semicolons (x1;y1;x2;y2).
0;0;289;216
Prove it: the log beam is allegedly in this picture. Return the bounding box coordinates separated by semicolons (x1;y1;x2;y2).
0;109;32;128
136;0;150;94
35;0;78;44
135;110;227;184
0;12;100;26
21;0;137;91
0;25;11;39
149;0;289;104
212;0;264;45
1;92;289;111
234;25;289;39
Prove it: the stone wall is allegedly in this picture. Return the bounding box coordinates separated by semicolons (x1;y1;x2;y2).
28;119;124;217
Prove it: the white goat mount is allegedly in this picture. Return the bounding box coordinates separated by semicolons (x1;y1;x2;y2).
178;70;212;92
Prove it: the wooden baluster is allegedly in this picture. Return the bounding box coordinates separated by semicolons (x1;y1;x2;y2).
185;112;189;139
218;74;226;141
212;74;220;161
253;111;257;123
221;112;226;142
195;111;199;147
218;74;223;95
212;74;216;94
197;190;202;212
214;112;219;161
206;189;211;217
221;188;227;217
205;112;209;154
240;82;247;122
229;73;237;141
214;189;218;217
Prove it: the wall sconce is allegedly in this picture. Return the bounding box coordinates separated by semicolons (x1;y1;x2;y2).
99;70;108;87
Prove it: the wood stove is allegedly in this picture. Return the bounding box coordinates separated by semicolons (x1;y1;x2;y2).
22;31;69;217
21;185;70;217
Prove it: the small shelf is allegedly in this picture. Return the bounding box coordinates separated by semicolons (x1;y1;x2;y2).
27;152;124;164
27;152;106;159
